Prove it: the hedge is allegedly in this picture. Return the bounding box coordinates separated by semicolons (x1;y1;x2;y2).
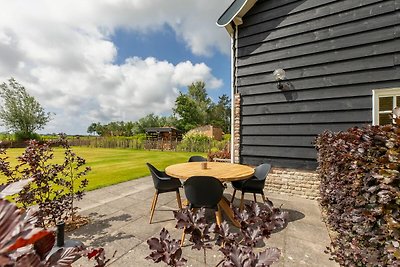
315;123;400;266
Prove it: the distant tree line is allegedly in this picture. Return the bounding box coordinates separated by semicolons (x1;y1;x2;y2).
87;81;231;136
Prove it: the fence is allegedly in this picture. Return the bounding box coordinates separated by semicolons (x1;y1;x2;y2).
67;136;145;149
0;136;230;154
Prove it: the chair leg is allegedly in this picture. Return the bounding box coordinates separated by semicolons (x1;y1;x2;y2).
149;191;159;224
180;226;186;246
253;193;257;203
231;189;237;204
261;192;266;203
215;205;222;226
262;192;273;206
176;190;182;210
240;191;245;211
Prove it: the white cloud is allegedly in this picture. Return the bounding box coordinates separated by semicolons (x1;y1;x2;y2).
0;0;230;134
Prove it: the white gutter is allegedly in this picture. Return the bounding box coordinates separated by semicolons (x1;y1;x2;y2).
230;27;235;163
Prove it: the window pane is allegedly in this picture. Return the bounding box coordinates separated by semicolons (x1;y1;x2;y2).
379;97;393;111
396;96;400;107
379;113;392;125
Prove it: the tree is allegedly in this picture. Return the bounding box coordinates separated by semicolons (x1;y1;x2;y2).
209;94;231;133
0;78;52;140
134;113;179;134
87;122;100;135
173;81;212;132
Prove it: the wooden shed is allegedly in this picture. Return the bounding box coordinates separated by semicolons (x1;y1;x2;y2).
145;127;182;150
218;0;400;170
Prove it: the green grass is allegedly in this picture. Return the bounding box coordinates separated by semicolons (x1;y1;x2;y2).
0;147;205;191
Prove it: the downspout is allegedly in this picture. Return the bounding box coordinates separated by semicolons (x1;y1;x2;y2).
230;23;238;163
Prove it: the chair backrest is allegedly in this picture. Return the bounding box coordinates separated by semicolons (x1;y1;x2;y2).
253;163;272;181
146;162;164;188
188;156;207;162
184;176;224;209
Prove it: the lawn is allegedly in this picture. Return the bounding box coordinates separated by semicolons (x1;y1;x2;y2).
0;147;205;191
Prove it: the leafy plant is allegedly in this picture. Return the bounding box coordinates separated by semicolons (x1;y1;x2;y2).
315;120;400;266
232;201;287;248
0;136;90;228
174;208;213;264
177;133;212;152
0;180;111;267
207;149;230;161
147;201;286;266
58;135;91;221
146;228;187;267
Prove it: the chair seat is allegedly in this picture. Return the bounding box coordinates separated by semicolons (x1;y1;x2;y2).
157;178;182;193
232;178;264;194
230;163;272;210
231;180;245;189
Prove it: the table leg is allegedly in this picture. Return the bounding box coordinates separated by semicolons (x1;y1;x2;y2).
218;196;240;227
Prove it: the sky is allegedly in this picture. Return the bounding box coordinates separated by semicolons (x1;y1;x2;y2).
0;0;232;135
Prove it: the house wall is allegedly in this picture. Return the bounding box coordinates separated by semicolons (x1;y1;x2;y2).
235;0;400;170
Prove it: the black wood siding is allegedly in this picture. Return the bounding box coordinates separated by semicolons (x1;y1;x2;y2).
236;0;400;169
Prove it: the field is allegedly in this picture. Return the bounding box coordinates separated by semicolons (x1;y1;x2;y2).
0;147;205;191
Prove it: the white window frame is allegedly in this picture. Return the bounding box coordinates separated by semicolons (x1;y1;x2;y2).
372;88;400;125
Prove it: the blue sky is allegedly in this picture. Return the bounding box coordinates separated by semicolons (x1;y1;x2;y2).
0;0;232;134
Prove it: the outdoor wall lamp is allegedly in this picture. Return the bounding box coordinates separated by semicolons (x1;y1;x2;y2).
273;68;286;90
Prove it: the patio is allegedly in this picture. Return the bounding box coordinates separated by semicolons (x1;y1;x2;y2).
69;176;339;267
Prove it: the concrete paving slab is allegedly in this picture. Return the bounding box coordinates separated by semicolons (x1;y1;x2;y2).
109;242;157;267
283;236;335;267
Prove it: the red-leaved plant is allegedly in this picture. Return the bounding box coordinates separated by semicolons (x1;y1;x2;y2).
316;114;400;266
0;135;90;228
147;201;287;266
0;181;110;267
145;228;187;267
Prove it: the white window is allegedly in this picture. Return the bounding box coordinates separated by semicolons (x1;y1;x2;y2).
372;88;400;125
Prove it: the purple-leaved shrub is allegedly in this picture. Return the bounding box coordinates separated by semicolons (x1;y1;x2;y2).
316;120;400;266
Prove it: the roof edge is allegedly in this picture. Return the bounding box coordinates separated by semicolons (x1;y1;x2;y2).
216;0;258;34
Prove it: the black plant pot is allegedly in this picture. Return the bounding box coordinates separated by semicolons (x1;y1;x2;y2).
56;221;65;247
47;220;84;260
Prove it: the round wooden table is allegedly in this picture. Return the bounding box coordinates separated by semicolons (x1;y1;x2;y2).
165;162;255;227
165;162;254;182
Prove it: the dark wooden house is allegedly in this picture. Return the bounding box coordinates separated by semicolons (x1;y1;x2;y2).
218;0;400;170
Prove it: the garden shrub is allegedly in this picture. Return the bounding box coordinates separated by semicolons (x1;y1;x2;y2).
207;149;230;161
315;123;400;266
14;131;42;141
147;201;286;266
0;182;110;267
0;135;91;228
177;133;212;152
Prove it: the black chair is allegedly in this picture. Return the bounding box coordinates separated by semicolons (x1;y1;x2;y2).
181;176;224;245
146;163;182;224
230;163;272;210
188;155;207;162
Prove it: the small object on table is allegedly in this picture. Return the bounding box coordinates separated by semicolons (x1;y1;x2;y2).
201;162;207;169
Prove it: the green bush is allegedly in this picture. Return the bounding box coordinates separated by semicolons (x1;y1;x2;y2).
177;133;212;152
14;131;41;141
223;133;231;141
315;124;400;266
